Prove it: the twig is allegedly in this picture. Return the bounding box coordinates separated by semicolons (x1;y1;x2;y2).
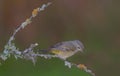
0;2;52;61
0;2;95;76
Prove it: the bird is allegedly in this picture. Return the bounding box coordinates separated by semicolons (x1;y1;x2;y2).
47;40;84;60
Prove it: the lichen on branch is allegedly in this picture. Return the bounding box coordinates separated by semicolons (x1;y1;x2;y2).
0;2;95;76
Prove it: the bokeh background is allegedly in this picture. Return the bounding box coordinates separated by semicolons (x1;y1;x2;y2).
0;0;120;76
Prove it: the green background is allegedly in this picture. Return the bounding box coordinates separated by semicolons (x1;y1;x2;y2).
0;58;90;76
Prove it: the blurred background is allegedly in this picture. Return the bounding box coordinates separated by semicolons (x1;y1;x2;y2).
0;0;120;76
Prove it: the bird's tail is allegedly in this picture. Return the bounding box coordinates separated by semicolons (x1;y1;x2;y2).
38;49;49;54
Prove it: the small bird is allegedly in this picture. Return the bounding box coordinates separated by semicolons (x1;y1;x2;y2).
48;40;84;60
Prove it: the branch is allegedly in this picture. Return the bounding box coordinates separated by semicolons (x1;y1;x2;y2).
0;2;52;61
0;2;95;76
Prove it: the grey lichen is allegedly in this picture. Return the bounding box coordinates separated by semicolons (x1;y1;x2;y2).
0;2;95;76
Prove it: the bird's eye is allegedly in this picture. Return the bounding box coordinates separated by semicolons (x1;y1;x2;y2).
77;47;81;49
